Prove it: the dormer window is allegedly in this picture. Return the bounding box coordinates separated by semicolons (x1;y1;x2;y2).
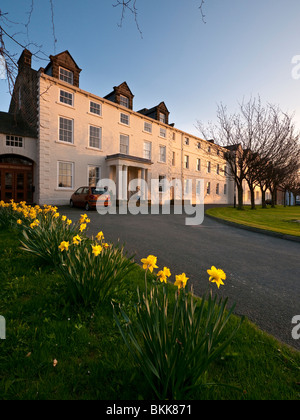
59;67;74;85
159;113;166;124
120;95;129;108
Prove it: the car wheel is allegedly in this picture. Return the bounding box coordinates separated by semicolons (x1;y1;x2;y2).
70;199;74;208
85;202;90;211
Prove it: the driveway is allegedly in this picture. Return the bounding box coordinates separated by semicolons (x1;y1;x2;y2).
58;205;300;350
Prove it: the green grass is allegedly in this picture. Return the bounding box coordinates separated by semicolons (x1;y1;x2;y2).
0;229;299;400
206;206;300;237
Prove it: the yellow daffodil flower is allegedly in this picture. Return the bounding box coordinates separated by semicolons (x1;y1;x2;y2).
141;255;158;273
17;219;22;225
79;223;87;232
96;231;104;241
157;267;171;283
73;235;82;245
174;273;189;289
207;266;226;289
59;241;70;252
92;244;102;256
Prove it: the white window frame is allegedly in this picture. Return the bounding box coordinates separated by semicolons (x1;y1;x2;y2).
207;161;211;173
6;135;23;148
207;182;211;195
90;101;102;116
144;121;152;134
143;141;152;160
59;117;74;144
172;151;176;166
59;67;74;85
196;158;201;172
120;134;129;154
159;113;166;124
184;137;189;146
159;127;166;138
57;161;74;189
120;95;129;108
184;155;189;169
120;113;130;126
159;145;166;163
224;184;227;195
216;183;220;195
59;89;74;106
88;165;101;187
89;125;102;150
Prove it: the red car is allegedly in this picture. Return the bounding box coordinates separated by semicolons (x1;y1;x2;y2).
70;186;111;211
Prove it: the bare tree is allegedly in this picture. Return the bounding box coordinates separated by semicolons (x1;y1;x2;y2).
197;97;300;210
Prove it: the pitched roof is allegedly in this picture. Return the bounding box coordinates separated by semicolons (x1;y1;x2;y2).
0;112;37;138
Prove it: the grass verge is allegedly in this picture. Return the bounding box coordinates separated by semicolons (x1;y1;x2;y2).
0;229;299;400
206;206;300;237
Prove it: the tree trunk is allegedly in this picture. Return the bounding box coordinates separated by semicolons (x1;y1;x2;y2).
271;189;276;208
237;184;244;210
261;188;266;209
250;188;256;210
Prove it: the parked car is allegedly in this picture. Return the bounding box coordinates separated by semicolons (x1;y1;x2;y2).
70;186;111;211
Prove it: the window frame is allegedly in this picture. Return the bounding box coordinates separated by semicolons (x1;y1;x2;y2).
144;121;152;134
57;161;74;189
6;135;23;148
59;67;74;85
88;165;101;187
120;134;129;155
90;101;102;116
59;117;74;144
120;112;130;126
159;145;167;163
59;89;74;107
143;141;152;160
159;127;167;138
120;95;129;108
89;125;102;150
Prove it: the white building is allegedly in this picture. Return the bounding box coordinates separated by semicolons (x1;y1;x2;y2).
0;49;237;206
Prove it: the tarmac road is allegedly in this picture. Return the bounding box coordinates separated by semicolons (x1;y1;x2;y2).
59;205;300;351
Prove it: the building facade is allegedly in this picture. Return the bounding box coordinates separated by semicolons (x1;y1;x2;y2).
1;49;240;206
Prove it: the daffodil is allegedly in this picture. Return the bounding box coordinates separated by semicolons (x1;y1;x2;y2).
73;235;82;245
79;223;87;232
207;266;226;289
96;231;104;241
66;219;72;225
17;219;22;225
141;255;158;273
157;267;171;283
59;241;70;252
174;273;189;289
92;244;102;256
61;215;67;221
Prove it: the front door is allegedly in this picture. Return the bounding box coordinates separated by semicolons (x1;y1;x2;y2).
0;168;33;203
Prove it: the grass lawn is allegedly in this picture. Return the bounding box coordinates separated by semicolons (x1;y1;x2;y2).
206;206;300;237
0;229;299;400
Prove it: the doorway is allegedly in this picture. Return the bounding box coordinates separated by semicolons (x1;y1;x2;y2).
0;155;34;203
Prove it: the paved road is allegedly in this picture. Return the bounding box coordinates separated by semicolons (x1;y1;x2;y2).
58;205;300;350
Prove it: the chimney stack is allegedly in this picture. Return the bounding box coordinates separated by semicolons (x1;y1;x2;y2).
18;49;32;70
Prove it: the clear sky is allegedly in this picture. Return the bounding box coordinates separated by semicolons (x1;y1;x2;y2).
1;0;300;136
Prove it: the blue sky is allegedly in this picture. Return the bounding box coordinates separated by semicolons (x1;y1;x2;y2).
1;0;300;136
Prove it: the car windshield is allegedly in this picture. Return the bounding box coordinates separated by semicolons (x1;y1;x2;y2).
91;188;106;195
